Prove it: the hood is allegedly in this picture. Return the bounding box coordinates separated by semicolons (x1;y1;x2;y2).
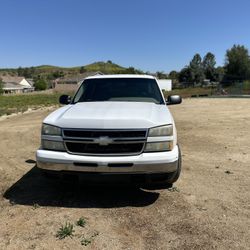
43;102;173;129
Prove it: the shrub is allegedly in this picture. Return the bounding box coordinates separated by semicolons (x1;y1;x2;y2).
0;78;3;95
34;79;47;91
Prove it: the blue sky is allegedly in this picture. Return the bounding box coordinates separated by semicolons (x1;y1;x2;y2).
0;0;250;72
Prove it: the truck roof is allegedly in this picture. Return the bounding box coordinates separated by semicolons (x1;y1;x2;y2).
85;74;155;80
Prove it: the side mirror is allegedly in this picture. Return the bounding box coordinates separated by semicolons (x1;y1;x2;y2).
166;95;182;105
59;95;71;105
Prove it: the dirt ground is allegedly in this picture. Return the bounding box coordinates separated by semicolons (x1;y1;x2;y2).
0;98;249;250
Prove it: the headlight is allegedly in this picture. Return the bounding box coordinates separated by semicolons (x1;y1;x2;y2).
144;141;173;152
148;125;173;137
42;140;65;151
42;124;61;136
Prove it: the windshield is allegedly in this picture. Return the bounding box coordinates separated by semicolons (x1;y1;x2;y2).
73;78;164;104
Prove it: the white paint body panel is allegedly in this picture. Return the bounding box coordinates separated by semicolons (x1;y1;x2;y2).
44;102;174;129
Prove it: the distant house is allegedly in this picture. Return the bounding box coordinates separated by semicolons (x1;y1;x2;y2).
55;71;104;85
157;79;172;91
1;76;34;94
54;71;104;92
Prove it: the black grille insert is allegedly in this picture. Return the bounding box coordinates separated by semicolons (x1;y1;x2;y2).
66;142;144;155
63;130;146;138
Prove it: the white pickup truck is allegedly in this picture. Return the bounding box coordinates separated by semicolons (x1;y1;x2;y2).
36;75;182;188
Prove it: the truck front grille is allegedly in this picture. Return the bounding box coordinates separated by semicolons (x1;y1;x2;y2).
63;129;147;156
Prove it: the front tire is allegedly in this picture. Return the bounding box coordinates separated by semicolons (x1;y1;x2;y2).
143;146;182;190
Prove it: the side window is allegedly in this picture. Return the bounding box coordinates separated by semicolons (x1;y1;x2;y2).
73;83;85;103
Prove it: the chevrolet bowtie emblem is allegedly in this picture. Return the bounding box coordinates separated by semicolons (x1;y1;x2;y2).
94;136;113;146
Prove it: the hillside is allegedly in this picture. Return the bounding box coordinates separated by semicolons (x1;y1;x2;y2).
0;61;144;79
84;61;126;73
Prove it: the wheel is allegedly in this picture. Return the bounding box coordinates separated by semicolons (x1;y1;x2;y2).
143;145;182;190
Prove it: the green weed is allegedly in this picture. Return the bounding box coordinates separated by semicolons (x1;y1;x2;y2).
56;222;74;239
76;217;86;227
168;186;180;192
81;238;92;246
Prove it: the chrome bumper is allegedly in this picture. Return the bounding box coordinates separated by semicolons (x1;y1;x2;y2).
36;145;179;174
37;160;178;173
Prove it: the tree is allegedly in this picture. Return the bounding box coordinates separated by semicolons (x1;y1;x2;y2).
225;44;250;81
178;67;192;86
156;71;168;79
189;53;205;84
168;71;179;80
52;71;64;78
168;70;179;88
34;79;47;91
23;68;31;78
125;67;136;74
17;67;24;76
80;66;86;74
0;78;3;94
214;66;225;82
203;52;216;81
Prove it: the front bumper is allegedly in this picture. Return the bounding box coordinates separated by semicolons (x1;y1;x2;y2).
36;145;179;174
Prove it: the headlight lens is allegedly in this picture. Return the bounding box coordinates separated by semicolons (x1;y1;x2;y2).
148;125;173;137
42;140;65;151
42;124;61;136
144;141;173;152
